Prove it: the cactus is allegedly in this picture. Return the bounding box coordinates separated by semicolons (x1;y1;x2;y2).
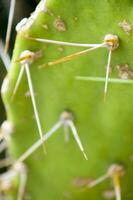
1;0;133;199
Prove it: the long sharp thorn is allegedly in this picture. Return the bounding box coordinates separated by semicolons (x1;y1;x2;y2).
104;49;112;101
87;174;109;188
75;76;133;84
113;175;121;200
15;120;63;164
24;63;46;154
17;166;27;200
0;40;10;71
26;36;105;48
67;120;88;160
39;44;105;68
64;124;69;143
4;0;16;53
11;65;25;100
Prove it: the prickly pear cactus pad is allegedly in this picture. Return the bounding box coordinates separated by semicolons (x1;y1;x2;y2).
2;0;133;199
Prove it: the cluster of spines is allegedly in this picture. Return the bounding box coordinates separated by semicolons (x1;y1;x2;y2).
1;0;133;200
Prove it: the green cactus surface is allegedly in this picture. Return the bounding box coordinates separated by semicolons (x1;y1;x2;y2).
2;0;133;199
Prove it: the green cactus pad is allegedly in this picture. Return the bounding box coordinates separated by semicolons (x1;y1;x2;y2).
2;0;133;199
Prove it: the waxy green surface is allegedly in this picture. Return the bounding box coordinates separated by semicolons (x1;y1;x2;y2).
2;0;133;199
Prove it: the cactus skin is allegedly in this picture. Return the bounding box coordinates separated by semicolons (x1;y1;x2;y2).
2;0;133;199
